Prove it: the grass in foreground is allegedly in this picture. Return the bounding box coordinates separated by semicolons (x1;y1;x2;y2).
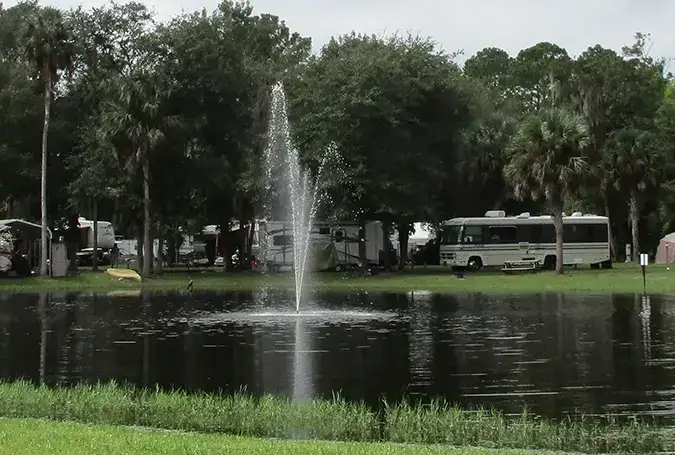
0;262;670;294
0;381;666;454
0;418;562;455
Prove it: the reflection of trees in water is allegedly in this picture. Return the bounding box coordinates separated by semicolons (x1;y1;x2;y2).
639;295;652;366
432;293;620;417
611;295;644;393
407;291;433;396
38;293;47;385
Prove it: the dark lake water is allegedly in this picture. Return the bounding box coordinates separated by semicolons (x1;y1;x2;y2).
0;289;673;419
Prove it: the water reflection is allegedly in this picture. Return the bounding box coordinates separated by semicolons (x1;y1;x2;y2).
1;290;675;420
292;318;312;402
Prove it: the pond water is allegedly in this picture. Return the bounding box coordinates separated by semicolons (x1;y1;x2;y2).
0;290;673;419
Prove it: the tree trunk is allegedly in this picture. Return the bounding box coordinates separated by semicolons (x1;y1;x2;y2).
247;218;256;266
358;218;367;274
167;226;176;267
397;222;410;271
142;155;152;278
136;222;143;271
39;70;52;276
239;211;247;270
113;195;119;234
156;219;163;275
629;189;641;262
382;219;392;272
552;202;564;275
603;192;617;260
92;199;99;271
67;215;78;272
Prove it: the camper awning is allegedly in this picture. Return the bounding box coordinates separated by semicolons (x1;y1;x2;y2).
0;219;52;239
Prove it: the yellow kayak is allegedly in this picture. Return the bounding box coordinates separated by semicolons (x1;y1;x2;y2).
105;268;142;282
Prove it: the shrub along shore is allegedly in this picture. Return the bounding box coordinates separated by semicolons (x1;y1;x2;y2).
0;263;671;294
0;381;668;454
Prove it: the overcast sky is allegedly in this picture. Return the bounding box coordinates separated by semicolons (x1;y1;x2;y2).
5;0;675;67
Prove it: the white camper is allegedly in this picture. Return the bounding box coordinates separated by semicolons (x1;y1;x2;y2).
77;217;115;250
256;220;385;271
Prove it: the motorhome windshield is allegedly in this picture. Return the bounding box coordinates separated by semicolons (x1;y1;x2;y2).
440;225;461;245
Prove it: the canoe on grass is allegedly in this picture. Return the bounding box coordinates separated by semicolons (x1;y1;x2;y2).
105;268;142;282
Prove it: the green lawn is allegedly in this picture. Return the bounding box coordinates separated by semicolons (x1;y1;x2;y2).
0;262;668;294
0;418;581;455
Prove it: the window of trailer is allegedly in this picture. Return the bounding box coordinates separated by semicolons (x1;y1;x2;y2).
273;235;293;246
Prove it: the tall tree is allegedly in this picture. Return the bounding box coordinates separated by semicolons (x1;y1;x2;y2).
610;128;664;260
463;47;515;108
457;111;518;213
510;42;571;112
290;33;471;269
570;45;626;257
505;108;591;274
66;2;154;270
18;4;72;275
100;67;180;278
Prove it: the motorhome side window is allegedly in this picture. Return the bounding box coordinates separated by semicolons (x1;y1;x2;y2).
440;226;461;244
463;226;484;244
487;226;516;244
526;224;555;243
563;224;609;243
318;227;330;235
273;235;293;246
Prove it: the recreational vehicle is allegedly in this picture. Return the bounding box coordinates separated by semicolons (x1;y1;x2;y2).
76;217;116;265
439;211;611;271
256;220;390;271
77;217;115;249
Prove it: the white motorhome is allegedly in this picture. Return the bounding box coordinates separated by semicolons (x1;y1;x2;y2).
439;210;611;270
255;220;386;271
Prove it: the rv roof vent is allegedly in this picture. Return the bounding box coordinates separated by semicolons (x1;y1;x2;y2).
571;212;583;217
485;210;506;218
516;212;530;219
561;212;567;217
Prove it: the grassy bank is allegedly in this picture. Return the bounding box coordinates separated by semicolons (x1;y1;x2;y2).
0;418;573;455
0;381;667;453
0;263;671;294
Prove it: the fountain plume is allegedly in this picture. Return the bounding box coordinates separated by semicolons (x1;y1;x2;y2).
263;81;335;312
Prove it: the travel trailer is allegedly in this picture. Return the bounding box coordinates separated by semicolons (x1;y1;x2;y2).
254;220;391;271
76;217;116;265
77;217;115;250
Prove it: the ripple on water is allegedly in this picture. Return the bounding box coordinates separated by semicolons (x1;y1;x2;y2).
187;309;403;327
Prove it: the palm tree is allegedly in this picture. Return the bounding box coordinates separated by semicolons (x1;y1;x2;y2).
504;108;591;274
101;70;179;278
21;6;72;275
609;128;664;261
457;112;517;211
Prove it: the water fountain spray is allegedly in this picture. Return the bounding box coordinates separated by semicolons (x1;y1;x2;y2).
264;82;333;312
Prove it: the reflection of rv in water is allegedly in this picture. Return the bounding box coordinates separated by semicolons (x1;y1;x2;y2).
255;220;396;271
76;217;116;265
